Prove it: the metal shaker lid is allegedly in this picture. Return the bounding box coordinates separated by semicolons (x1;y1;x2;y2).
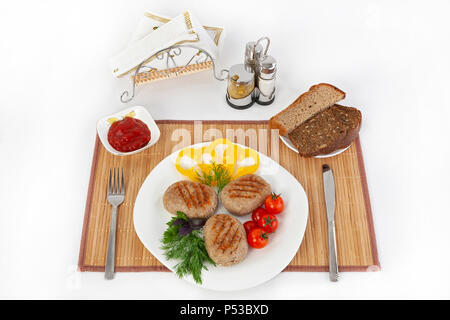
257;55;277;79
228;64;254;84
245;42;264;63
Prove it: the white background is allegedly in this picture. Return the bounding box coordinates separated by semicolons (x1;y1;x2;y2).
0;0;449;299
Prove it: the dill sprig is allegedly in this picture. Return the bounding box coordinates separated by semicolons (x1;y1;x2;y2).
161;212;215;284
195;162;231;193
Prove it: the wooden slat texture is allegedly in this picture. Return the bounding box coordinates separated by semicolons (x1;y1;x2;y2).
134;61;213;85
78;120;380;272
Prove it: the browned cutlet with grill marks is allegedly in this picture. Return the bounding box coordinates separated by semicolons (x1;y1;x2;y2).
221;174;271;216
203;214;248;266
163;180;218;219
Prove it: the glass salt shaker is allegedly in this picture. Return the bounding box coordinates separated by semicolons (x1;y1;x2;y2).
255;55;277;105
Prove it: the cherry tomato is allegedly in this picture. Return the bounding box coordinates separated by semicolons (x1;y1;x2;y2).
257;213;278;233
264;193;284;214
252;207;268;224
243;221;258;235
247;228;269;249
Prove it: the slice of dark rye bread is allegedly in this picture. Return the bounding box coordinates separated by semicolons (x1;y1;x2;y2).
288;104;362;157
330;104;362;150
287;107;347;157
268;83;346;136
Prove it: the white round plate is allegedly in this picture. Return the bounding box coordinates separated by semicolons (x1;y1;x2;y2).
133;143;309;291
279;135;350;158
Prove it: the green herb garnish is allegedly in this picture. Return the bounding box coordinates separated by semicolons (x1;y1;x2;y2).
195;162;231;193
161;212;215;284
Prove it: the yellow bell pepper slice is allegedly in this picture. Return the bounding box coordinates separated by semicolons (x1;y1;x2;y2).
228;144;260;179
196;147;215;176
204;138;236;177
174;138;260;182
174;147;204;181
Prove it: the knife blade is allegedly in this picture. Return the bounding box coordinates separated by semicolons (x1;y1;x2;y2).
323;165;339;282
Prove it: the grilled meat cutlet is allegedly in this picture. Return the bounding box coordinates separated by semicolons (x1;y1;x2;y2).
220;174;271;216
163;180;218;219
203;214;248;266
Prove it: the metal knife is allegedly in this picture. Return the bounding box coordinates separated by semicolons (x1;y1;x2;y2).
323;165;339;282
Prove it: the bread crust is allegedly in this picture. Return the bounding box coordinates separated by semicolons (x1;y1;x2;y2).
268;83;346;136
332;104;362;150
267;118;288;136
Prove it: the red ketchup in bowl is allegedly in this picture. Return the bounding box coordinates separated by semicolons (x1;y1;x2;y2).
107;117;151;152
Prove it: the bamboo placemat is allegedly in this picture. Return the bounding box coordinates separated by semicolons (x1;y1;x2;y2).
78;120;380;272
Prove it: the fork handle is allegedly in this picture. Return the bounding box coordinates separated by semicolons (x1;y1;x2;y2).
105;205;118;280
328;221;339;282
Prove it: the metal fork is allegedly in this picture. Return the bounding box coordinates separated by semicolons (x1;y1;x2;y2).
105;168;125;280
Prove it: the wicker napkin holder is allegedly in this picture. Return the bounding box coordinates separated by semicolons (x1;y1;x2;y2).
120;43;228;103
116;12;227;103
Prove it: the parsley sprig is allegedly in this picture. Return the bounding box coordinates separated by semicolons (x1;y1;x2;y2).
161;212;215;284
